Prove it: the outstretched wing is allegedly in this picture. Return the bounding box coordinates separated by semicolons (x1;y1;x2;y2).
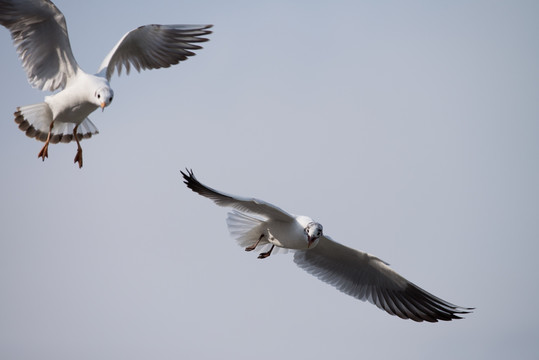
0;0;80;91
294;235;473;322
181;169;294;222
97;24;212;80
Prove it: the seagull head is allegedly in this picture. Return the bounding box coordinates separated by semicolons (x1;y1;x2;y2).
94;87;114;111
305;222;323;248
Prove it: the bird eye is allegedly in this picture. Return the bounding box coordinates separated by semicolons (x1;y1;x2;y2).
97;94;101;99
109;97;113;102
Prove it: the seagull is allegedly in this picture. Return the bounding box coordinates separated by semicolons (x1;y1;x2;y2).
0;0;212;168
181;169;473;322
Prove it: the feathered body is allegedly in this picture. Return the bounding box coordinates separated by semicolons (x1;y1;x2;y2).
227;211;316;250
181;169;473;322
0;0;212;167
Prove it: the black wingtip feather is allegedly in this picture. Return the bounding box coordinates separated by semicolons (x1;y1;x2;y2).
181;168;220;198
181;168;197;189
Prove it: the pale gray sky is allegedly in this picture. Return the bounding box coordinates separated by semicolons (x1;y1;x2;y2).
1;0;538;359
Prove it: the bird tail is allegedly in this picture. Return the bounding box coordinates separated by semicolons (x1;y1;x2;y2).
226;210;270;249
14;103;99;143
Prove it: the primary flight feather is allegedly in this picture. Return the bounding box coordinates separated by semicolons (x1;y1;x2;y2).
181;169;473;322
0;0;211;167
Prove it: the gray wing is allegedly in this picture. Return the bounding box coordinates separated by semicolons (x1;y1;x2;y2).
0;0;79;91
181;169;294;222
294;235;473;322
97;24;212;80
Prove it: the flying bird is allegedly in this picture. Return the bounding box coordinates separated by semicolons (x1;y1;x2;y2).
181;169;473;322
0;0;212;168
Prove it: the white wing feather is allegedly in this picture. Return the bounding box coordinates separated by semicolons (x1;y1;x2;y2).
181;169;293;222
97;24;212;80
0;0;80;91
294;235;473;322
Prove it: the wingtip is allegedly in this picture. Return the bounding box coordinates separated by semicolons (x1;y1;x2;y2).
181;167;194;176
181;167;198;188
180;167;191;180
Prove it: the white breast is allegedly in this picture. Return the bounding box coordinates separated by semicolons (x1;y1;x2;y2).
265;218;309;250
44;72;106;124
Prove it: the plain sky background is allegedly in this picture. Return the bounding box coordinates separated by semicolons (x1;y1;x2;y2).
1;0;538;359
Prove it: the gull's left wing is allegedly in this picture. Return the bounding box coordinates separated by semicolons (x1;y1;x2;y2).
294;235;473;322
97;24;212;80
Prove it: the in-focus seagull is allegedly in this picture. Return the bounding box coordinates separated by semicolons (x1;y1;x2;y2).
0;0;212;168
181;169;473;322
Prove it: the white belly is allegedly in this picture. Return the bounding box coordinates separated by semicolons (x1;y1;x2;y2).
45;91;98;124
266;219;309;250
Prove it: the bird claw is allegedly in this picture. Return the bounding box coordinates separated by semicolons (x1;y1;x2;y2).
246;234;265;252
38;144;49;161
74;149;83;168
257;244;275;259
257;252;271;259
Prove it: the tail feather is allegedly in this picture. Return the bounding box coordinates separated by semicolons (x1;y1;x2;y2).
14;103;99;144
226;210;269;249
15;103;53;139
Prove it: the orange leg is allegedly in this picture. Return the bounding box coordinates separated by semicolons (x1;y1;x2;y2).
258;245;275;259
73;124;83;168
245;234;265;252
37;121;54;161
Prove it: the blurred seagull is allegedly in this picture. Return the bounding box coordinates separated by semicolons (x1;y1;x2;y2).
0;0;211;168
181;169;473;322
